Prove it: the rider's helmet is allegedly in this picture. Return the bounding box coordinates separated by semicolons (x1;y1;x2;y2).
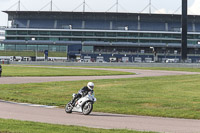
87;82;94;90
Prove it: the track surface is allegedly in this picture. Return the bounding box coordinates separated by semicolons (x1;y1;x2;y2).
1;67;200;84
0;66;200;133
0;101;200;133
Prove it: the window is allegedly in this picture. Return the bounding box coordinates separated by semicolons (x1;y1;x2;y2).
117;32;127;37
72;32;82;36
37;37;49;40
6;30;17;35
49;45;60;51
84;32;94;36
60;46;67;52
16;45;27;51
17;31;27;35
27;45;37;51
39;31;49;35
28;31;38;35
107;32;116;37
38;45;48;51
50;37;59;41
61;31;71;36
95;32;105;36
51;31;60;36
5;44;16;50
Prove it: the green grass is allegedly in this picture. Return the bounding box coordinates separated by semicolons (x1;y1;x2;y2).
62;66;200;72
1;65;133;77
0;51;67;57
11;65;200;73
0;74;200;119
0;119;155;133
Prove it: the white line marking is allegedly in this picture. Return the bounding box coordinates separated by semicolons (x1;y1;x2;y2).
0;100;57;108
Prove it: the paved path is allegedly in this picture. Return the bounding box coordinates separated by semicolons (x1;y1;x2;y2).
0;101;200;133
1;66;200;133
1;66;200;84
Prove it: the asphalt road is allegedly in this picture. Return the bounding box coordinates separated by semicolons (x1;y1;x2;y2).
1;67;200;84
0;101;200;133
0;67;200;133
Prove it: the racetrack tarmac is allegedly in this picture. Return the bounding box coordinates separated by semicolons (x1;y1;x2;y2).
1;67;200;84
0;101;200;133
0;67;200;133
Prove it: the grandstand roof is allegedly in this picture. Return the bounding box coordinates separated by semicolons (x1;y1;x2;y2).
3;11;199;22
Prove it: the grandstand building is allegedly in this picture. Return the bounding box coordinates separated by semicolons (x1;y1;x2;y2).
0;28;5;51
2;11;200;62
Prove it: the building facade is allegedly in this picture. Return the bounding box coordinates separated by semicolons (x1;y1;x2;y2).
2;11;200;62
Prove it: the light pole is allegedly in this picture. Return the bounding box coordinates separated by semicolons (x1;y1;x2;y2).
182;0;188;62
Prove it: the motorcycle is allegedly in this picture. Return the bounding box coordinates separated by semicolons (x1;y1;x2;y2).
65;93;97;115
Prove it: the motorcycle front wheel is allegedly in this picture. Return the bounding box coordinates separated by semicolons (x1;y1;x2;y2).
82;102;93;115
65;102;73;113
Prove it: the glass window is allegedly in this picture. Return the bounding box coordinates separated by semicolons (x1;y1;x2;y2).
51;31;60;36
49;45;60;51
5;44;16;50
72;32;82;36
162;34;172;38
27;45;37;51
6;37;17;40
37;37;49;40
50;38;59;41
16;45;27;51
82;46;93;52
128;39;138;43
38;45;48;51
117;32;127;37
140;40;150;43
60;38;70;41
95;32;105;36
39;31;49;35
61;31;71;36
107;32;116;37
17;30;27;35
187;34;194;39
6;30;17;35
17;37;26;40
28;31;38;35
173;34;181;38
0;43;5;50
60;46;67;52
117;39;126;42
128;33;138;37
143;33;150;37
72;38;82;41
84;32;94;36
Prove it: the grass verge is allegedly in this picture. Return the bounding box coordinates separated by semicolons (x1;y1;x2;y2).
0;119;155;133
60;66;200;72
8;64;200;73
0;65;133;77
0;74;200;119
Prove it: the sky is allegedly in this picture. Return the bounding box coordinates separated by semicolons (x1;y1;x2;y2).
0;0;199;26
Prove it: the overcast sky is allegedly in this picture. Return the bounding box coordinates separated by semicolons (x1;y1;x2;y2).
0;0;199;26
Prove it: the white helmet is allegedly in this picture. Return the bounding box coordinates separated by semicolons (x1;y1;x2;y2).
87;82;94;90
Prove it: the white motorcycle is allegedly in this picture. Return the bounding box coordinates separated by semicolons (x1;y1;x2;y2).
65;93;97;115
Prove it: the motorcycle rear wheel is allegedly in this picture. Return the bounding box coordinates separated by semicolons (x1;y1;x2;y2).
82;102;93;115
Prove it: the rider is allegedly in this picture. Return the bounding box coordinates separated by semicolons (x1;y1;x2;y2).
71;82;94;106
